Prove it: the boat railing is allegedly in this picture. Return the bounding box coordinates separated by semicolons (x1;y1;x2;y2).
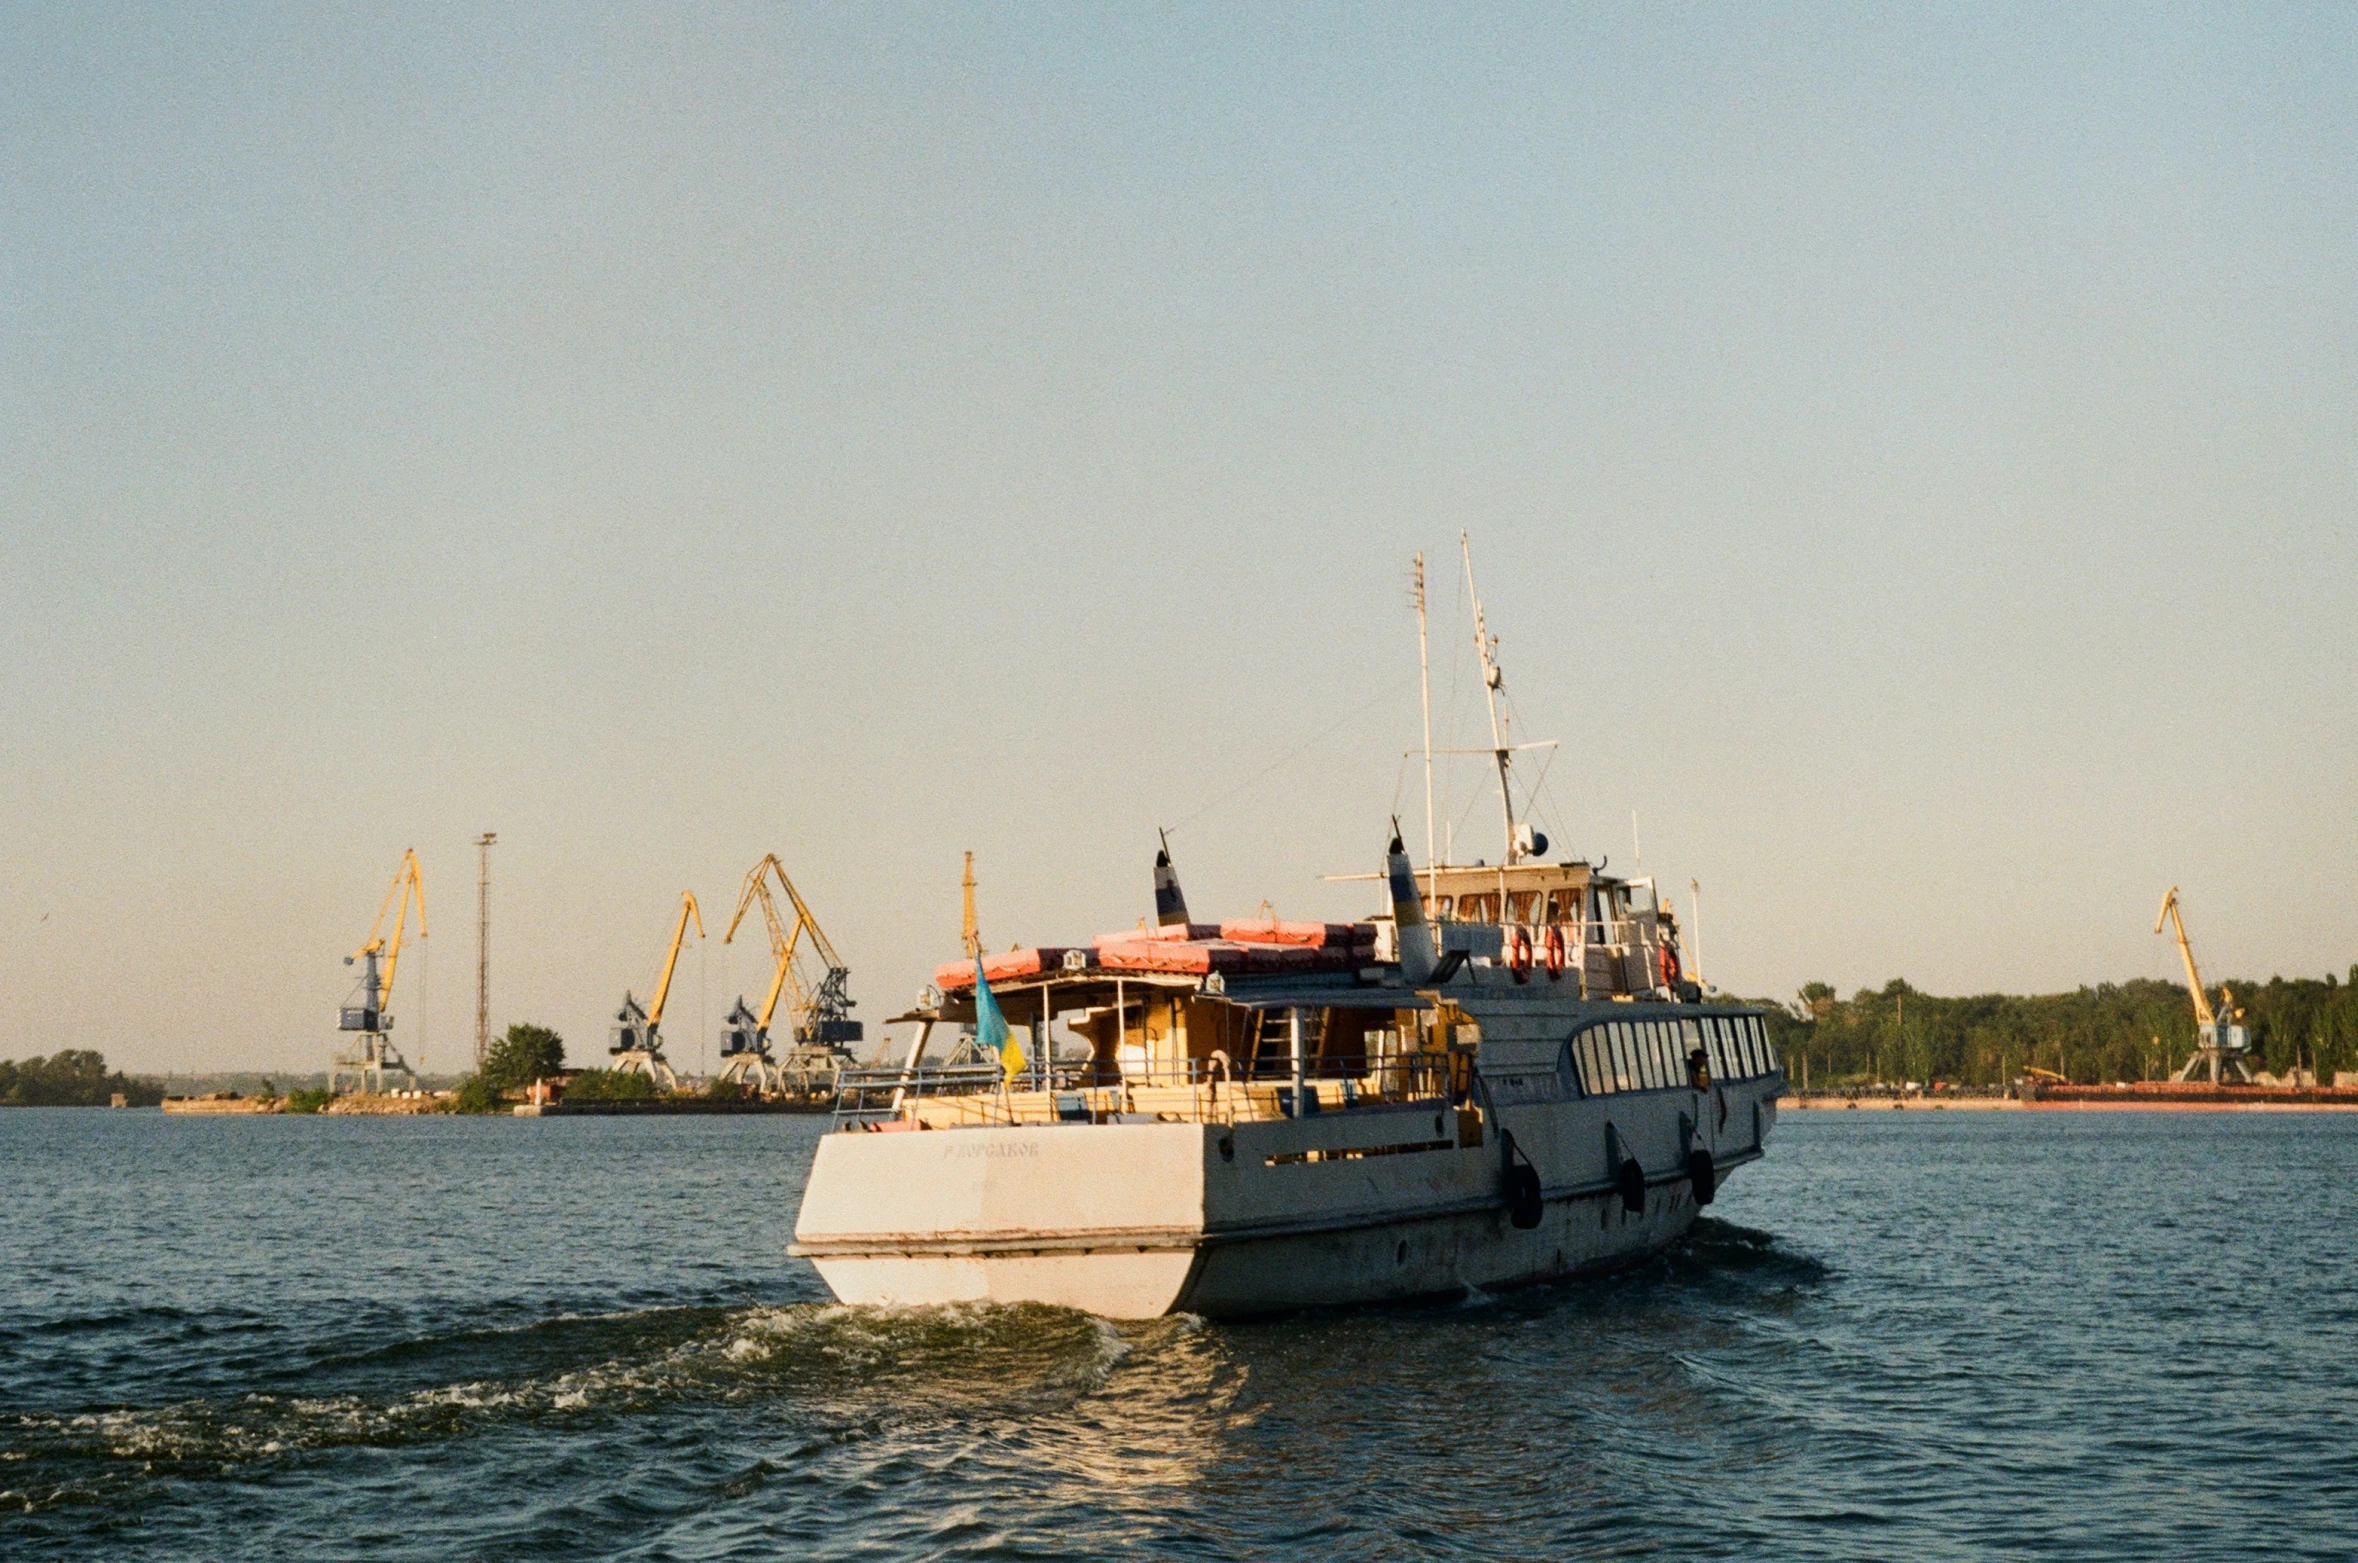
1416;913;1670;997
832;1050;1458;1130
833;1061;1007;1126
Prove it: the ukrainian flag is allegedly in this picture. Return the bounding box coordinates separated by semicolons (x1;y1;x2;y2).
975;958;1025;1082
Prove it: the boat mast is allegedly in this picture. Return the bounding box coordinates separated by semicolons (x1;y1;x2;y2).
1414;552;1438;898
1461;531;1519;866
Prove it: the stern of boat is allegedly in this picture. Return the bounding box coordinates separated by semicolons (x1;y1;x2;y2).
791;1120;1210;1319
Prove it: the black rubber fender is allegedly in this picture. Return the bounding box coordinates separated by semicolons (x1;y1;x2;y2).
1616;1156;1646;1214
1687;1147;1716;1206
1504;1161;1543;1229
1499;1129;1544;1229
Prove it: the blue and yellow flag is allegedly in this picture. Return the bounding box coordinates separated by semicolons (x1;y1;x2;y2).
975;958;1025;1081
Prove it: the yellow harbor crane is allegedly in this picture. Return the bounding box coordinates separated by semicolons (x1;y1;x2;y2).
719;854;861;1097
335;849;427;1095
2156;887;2253;1084
609;891;702;1091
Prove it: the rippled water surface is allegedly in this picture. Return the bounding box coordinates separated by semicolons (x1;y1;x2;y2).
4;1108;2355;1559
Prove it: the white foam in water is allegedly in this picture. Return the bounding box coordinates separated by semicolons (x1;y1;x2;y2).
1088;1316;1132;1376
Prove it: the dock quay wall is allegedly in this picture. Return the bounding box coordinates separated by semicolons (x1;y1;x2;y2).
1782;1087;2358;1112
514;1098;825;1116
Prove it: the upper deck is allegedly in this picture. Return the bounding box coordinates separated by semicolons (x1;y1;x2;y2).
1368;859;1682;998
838;919;1776;1136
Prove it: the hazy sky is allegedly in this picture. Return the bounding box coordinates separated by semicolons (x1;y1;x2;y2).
4;5;2352;1076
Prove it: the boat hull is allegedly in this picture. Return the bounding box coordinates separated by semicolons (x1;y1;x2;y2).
794;1073;1778;1320
809;1250;1204;1317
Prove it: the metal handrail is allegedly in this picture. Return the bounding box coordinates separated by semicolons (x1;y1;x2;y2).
832;1051;1459;1128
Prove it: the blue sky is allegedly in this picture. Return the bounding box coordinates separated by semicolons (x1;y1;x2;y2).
4;5;2352;1073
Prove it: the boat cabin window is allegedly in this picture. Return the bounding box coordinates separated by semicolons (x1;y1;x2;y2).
1571;1012;1773;1095
1604;1024;1630;1091
1573;1029;1604;1095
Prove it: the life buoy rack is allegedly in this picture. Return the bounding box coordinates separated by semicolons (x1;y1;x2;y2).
1542;926;1567;981
1507;926;1534;983
1659;942;1682;993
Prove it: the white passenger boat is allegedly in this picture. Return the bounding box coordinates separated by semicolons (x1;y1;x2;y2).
792;544;1783;1319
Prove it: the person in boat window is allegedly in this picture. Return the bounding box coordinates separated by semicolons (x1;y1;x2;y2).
1687;1047;1711;1092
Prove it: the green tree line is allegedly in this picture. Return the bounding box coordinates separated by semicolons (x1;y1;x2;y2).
0;1051;164;1106
1754;970;2358;1087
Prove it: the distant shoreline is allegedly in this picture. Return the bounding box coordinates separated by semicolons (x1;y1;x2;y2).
1781;1092;2358;1113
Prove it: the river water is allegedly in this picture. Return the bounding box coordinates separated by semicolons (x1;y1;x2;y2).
3;1107;2352;1560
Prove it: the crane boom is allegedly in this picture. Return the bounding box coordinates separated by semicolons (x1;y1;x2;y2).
722;853;855;1047
646;891;704;1028
726;871;797;1031
352;849;428;1014
2154;887;2216;1028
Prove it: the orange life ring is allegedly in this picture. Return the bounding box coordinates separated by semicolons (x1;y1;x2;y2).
1542;926;1567;980
1507;926;1534;983
1660;943;1682;992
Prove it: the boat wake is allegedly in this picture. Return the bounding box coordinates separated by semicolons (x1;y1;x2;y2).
0;1300;1162;1514
1678;1216;1828;1281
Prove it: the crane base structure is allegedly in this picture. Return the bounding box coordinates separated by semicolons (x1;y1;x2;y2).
716;1052;784;1095
608;991;682;1091
715;997;786;1095
715;1000;854;1099
607;1047;681;1091
778;1043;856;1100
330;1032;418;1096
2170;1022;2259;1084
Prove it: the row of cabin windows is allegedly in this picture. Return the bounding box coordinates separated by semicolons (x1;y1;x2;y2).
1428;886;1648;928
1570;1013;1777;1096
